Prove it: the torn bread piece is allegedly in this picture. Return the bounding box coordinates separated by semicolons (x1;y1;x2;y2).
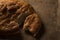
23;13;41;37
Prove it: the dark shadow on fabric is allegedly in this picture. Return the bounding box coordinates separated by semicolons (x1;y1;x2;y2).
0;32;23;40
35;22;46;40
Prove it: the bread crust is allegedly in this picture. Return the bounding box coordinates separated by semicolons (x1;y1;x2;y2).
0;0;41;37
23;13;41;37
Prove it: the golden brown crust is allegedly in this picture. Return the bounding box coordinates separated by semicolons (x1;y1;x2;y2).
23;13;41;37
0;0;29;35
0;0;41;37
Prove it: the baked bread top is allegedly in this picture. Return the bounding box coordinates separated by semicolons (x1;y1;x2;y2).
0;0;34;35
0;0;41;37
